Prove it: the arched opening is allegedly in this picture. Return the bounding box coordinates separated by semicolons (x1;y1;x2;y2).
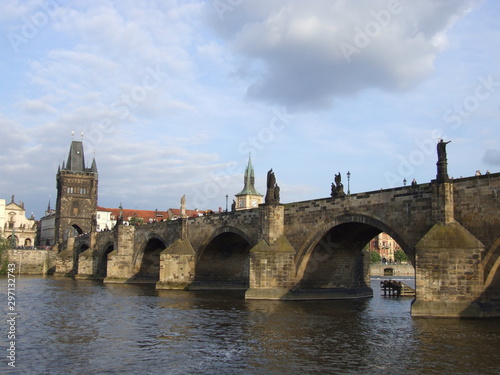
136;238;165;282
482;239;500;301
297;222;380;295
367;232;415;281
367;232;411;265
64;224;83;241
194;232;251;290
97;244;114;278
7;235;18;247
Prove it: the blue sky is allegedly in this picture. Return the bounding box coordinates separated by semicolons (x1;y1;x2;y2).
1;0;499;219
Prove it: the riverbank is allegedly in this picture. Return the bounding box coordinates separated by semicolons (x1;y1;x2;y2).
370;263;414;277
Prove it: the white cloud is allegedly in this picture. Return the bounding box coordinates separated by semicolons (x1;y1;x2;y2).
18;97;57;115
205;0;480;110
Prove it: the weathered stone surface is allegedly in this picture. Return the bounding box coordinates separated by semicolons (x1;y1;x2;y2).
4;249;57;274
370;264;414;277
54;247;75;276
246;235;296;299
103;225;136;283
412;220;485;317
157;239;195;289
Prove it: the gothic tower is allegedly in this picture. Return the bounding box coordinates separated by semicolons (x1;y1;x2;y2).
55;139;98;244
235;154;263;210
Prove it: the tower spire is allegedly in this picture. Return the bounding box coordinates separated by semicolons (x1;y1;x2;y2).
236;153;260;196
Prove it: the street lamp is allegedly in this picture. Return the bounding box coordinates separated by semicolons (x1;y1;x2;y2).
347;171;351;195
403;178;407;186
225;194;228;213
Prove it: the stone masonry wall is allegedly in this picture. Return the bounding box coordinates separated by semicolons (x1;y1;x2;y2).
283;184;435;262
453;173;500;251
186;210;260;252
5;249;57;274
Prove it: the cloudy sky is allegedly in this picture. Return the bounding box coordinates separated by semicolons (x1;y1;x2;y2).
1;0;499;219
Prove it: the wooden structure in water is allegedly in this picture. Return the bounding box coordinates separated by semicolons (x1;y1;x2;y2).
380;280;415;297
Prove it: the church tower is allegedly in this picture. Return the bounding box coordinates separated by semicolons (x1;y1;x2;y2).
235;155;263;210
55;138;98;244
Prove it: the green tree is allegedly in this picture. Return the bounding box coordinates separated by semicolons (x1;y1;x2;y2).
394;249;409;264
129;216;144;225
370;250;381;264
0;236;9;274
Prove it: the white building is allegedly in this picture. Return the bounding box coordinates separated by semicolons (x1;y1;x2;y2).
96;207;115;231
0;199;5;238
2;196;37;247
96;206;170;231
39;201;56;247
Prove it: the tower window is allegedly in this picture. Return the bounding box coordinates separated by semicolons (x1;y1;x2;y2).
72;201;79;215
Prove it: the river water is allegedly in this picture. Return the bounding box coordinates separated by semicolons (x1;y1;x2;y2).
2;276;500;375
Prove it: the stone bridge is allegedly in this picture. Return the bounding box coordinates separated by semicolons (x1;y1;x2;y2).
55;173;500;318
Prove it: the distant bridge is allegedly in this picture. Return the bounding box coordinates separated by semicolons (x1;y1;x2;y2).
56;173;500;318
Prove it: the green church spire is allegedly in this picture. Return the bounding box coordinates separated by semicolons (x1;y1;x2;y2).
237;154;261;195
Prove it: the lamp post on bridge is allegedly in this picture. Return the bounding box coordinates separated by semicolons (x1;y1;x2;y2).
347;171;351;195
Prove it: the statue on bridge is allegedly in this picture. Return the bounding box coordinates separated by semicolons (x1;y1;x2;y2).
265;169;280;204
180;195;186;218
437;139;451;163
436;139;451;182
331;172;346;198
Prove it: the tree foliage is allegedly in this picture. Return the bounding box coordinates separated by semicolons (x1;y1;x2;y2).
129;216;144;225
394;249;409;263
370;250;381;264
0;236;9;274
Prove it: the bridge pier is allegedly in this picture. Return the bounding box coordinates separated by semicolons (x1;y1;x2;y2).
75;232;101;280
103;224;137;283
54;237;76;277
412;220;488;317
245;235;296;299
156;238;196;290
411;176;499;317
75;248;99;280
246;204;297;299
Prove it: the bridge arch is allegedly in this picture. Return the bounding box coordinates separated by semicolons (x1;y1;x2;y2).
134;233;166;281
64;224;84;241
193;226;254;290
96;241;114;278
482;237;500;301
296;214;411;271
295;214;412;291
74;241;90;274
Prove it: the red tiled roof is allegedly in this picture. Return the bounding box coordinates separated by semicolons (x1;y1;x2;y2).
97;206;169;221
168;208;203;217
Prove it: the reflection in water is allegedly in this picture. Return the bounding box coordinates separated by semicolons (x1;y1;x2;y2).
1;276;499;374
